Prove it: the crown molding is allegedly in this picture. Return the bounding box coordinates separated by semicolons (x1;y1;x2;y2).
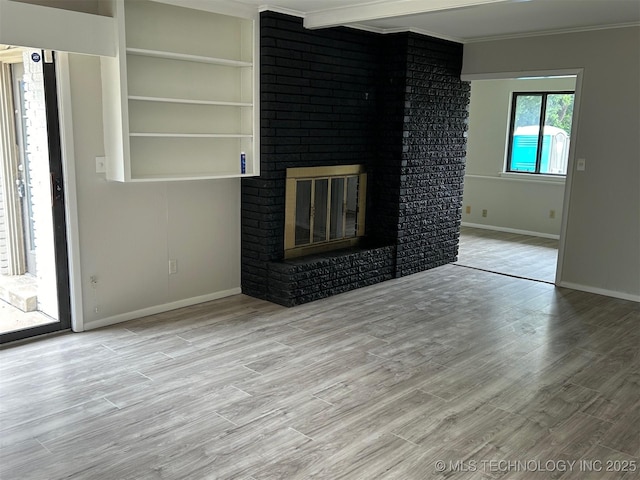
379;26;464;43
466;21;640;43
258;4;306;17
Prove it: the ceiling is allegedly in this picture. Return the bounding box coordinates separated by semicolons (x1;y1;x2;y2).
236;0;640;43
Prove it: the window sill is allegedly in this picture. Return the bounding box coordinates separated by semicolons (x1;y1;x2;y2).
499;172;566;184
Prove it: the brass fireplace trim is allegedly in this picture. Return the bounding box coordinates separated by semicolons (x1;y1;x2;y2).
285;165;367;259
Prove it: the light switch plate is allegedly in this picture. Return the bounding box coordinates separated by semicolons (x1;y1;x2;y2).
577;158;586;171
96;156;106;173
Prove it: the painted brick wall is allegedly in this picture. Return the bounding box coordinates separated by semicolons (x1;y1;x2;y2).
242;12;392;305
241;13;470;306
395;34;470;276
369;34;407;248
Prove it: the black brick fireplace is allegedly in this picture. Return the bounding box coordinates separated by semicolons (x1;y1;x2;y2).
241;12;470;307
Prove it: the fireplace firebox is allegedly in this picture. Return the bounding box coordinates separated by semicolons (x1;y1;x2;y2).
285;165;367;259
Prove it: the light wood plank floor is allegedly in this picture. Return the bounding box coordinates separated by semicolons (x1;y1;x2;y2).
457;227;558;284
1;265;639;479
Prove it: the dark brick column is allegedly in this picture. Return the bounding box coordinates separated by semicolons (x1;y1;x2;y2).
395;34;470;277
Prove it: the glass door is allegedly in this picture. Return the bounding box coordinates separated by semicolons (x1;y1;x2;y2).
0;48;70;343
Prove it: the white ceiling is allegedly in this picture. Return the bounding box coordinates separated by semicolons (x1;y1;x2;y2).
236;0;640;43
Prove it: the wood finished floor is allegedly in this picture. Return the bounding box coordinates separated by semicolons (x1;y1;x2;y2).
457;227;558;284
1;264;639;479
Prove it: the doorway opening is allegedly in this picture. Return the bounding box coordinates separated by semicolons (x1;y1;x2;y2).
458;73;580;284
0;46;70;342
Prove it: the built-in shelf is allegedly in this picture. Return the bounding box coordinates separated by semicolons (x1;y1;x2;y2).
130;133;253;138
100;0;258;182
128;96;253;107
126;172;257;183
126;48;253;67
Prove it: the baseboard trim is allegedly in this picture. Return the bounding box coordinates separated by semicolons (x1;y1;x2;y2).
558;281;640;303
461;222;560;240
83;287;242;331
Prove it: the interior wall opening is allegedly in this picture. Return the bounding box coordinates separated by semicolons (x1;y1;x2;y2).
458;73;579;284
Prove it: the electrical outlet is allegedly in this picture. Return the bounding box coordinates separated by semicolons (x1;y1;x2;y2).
169;259;178;275
465;206;471;214
549;209;556;219
482;209;487;218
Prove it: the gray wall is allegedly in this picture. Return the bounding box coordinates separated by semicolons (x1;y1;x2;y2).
67;54;242;329
10;0;102;15
463;76;575;236
463;26;640;299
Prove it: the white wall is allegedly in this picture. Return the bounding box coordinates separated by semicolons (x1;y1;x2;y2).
463;77;575;236
463;27;640;299
0;0;114;57
9;0;102;15
67;54;241;329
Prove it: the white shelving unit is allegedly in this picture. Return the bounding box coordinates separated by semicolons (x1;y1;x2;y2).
101;0;258;181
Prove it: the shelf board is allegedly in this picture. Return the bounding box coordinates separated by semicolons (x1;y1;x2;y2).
129;172;258;182
128;96;252;107
126;48;252;67
130;133;253;138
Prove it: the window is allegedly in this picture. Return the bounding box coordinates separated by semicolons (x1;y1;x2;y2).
506;91;575;175
285;165;366;259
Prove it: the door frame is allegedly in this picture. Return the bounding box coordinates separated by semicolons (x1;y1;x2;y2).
43;50;71;333
460;67;585;287
56;53;83;333
0;50;82;343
